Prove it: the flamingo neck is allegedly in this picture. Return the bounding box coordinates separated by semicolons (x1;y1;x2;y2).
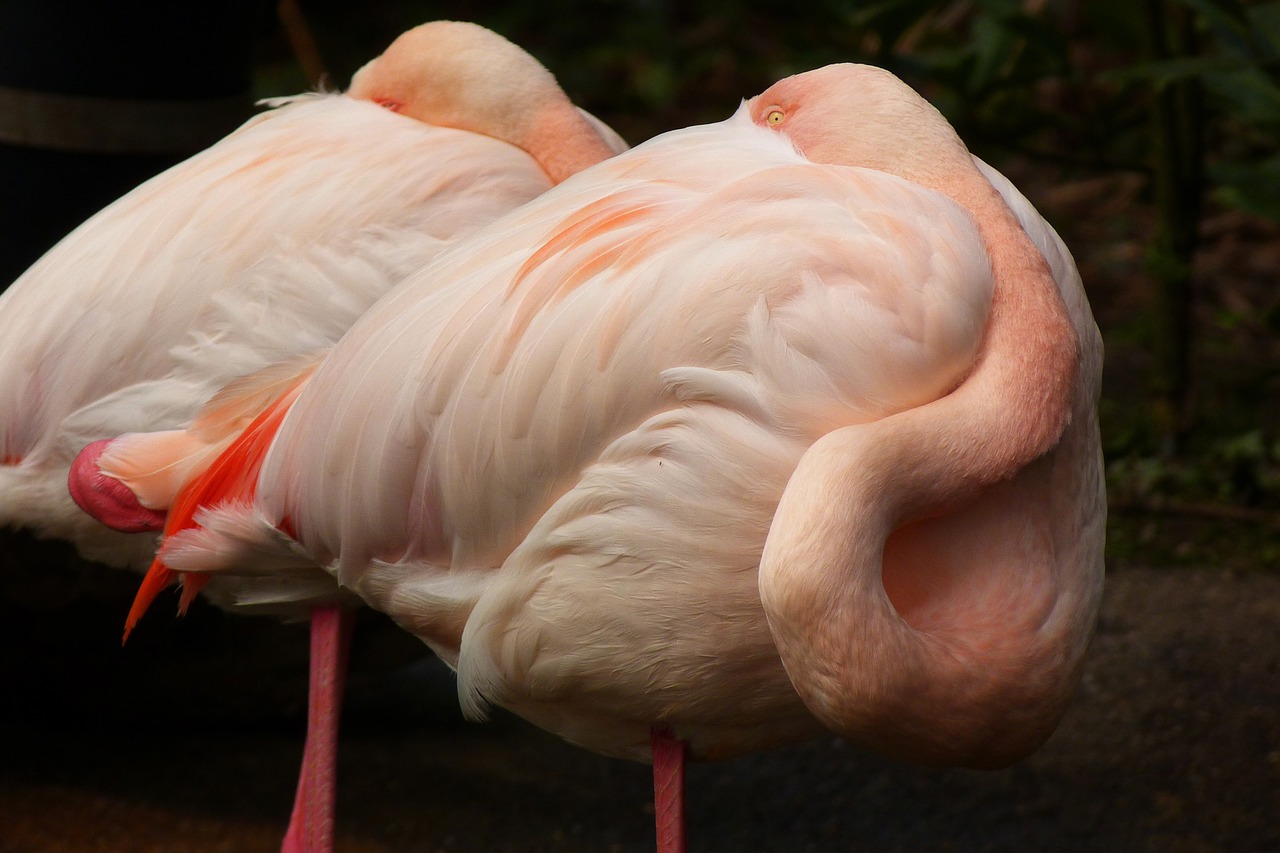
758;164;1080;768
520;101;618;185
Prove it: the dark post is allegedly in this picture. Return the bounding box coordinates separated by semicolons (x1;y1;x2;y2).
1144;0;1205;451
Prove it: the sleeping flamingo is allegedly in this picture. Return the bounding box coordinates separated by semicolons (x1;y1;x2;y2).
76;64;1104;851
3;19;621;570
3;19;622;853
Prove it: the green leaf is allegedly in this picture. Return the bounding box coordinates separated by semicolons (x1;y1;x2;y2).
1176;0;1280;61
969;13;1018;93
1202;66;1280;126
1173;0;1251;31
1102;56;1243;88
1246;2;1280;62
1210;156;1280;220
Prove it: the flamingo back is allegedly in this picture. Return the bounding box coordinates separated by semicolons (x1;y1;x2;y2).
230;110;999;758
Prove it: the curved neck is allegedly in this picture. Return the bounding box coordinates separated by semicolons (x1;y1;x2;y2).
758;164;1080;768
520;100;619;185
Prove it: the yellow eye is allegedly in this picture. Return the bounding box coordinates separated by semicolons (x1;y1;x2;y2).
766;109;785;125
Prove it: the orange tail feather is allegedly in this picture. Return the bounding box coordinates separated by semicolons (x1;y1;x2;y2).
122;367;315;642
123;559;176;645
177;574;211;616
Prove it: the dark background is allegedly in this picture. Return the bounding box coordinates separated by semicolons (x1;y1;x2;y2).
1;1;1277;850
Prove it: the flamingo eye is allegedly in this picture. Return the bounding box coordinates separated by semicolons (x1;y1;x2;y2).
765;108;785;126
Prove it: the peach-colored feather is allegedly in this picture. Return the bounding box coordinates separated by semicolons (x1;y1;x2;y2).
3;22;624;585
104;65;1102;777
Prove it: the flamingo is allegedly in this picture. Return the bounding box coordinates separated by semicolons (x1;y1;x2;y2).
3;20;622;569
75;64;1104;851
3;20;622;853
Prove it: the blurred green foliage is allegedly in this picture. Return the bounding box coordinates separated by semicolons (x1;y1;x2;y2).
278;2;1280;198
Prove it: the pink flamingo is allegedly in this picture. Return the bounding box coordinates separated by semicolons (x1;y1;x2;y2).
4;20;620;566
77;64;1104;851
2;20;621;853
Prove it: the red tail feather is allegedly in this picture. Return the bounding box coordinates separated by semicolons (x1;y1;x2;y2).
178;574;210;616
123;370;313;641
122;559;176;644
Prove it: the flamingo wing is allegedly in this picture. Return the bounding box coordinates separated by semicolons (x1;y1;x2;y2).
232;109;996;757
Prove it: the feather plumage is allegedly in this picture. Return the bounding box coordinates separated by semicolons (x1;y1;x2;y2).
138;100;1100;762
4;22;626;583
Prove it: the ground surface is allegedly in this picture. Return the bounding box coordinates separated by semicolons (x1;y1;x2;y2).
1;536;1276;853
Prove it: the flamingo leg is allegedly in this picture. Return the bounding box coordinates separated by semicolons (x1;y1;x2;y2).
282;605;355;853
651;725;687;853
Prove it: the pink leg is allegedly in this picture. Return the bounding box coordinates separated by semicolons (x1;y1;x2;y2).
282;605;355;853
651;725;687;853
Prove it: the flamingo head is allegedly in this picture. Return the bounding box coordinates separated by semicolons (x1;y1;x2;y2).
346;20;619;184
747;63;973;190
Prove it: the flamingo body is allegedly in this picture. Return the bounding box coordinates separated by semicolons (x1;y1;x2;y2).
0;97;543;558
0;23;624;583
138;98;1103;764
